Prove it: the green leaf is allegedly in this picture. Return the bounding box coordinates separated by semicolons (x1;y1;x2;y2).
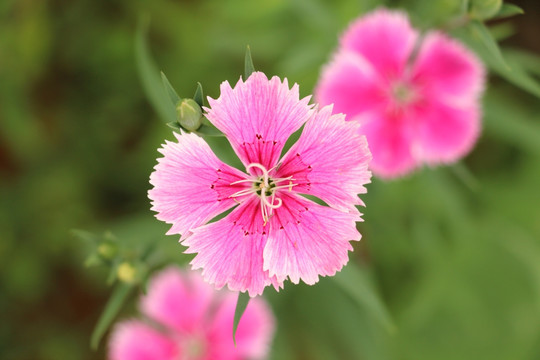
333;263;395;333
244;45;255;79
450;162;479;192
160;71;181;106
493;3;524;19
134;18;176;124
469;0;502;20
460;0;470;14
457;25;540;98
195;121;225;137
496;56;540;99
487;49;540;98
469;20;508;69
193;82;204;107
107;259;120;285
71;229;99;244
232;292;250;345
91;282;133;350
166;121;182;131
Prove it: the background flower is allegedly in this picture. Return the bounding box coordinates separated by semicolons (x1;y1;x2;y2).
315;8;485;178
109;267;275;360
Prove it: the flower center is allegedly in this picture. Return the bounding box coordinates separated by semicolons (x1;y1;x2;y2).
176;334;206;360
390;81;416;105
229;163;296;226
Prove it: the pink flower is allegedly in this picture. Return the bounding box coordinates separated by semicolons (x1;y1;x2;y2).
315;9;485;178
108;267;275;360
149;72;371;296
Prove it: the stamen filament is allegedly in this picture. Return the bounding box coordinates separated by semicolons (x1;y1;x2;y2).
229;162;297;226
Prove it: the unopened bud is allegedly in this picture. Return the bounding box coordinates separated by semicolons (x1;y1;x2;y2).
117;262;137;284
97;241;117;260
177;98;203;131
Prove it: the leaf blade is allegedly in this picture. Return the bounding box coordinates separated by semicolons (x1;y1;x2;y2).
469;20;508;69
134;18;176;124
193;82;204;107
333;263;395;333
244;45;255;79
493;3;524;19
91;282;133;350
160;71;181;106
232;292;251;345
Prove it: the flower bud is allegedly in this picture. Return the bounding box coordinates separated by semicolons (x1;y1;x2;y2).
97;241;117;260
470;0;502;20
117;262;137;284
176;98;203;131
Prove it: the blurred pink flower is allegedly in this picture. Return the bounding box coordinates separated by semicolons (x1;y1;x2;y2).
109;267;275;360
149;72;371;296
315;9;485;178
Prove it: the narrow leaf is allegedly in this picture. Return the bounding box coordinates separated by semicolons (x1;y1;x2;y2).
161;71;181;106
450;162;479;191
333;263;395;333
456;29;540;98
469;20;508;69
244;45;255;79
72;229;99;244
166;122;182;131
193;82;204;107
493;3;524;19
134;18;176;124
195;121;225;137
232;292;250;345
91;282;133;350
460;0;470;14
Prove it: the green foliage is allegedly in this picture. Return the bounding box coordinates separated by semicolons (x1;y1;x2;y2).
469;0;502;20
233;292;251;345
332;263;395;333
90;283;133;350
493;3;524;19
135;18;176;125
468;20;509;68
244;45;256;78
161;71;181;106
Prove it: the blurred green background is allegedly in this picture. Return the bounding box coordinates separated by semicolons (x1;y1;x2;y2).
1;0;540;359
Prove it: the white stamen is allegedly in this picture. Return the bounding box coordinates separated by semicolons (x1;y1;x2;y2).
229;162;296;226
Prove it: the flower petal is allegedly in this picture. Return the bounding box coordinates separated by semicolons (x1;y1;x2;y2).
315;51;385;118
140;267;213;334
183;197;282;297
263;193;361;285
149;131;248;238
360;112;417;178
206;293;275;360
413;99;481;163
340;8;417;78
412;32;485;103
278;105;372;212
108;321;177;360
205;72;313;170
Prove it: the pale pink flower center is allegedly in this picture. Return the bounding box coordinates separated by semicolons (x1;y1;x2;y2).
388;80;418;107
176;334;207;360
229;162;297;226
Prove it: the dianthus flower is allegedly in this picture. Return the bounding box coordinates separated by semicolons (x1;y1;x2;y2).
108;267;275;360
149;72;371;296
315;9;485;178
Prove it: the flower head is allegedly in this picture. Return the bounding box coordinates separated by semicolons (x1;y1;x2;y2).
315;9;485;178
108;267;275;360
149;72;371;296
